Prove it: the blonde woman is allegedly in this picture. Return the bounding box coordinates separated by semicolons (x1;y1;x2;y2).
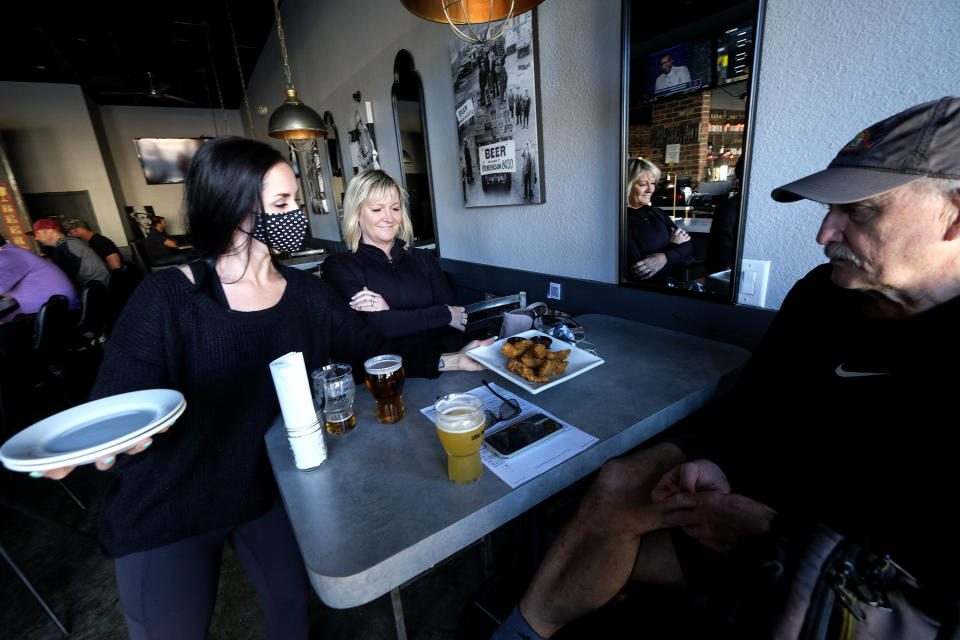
323;169;468;351
625;158;693;282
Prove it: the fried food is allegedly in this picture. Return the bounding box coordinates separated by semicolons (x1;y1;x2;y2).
501;338;533;358
507;358;548;382
537;359;568;377
520;355;545;368
525;343;549;359
503;336;572;383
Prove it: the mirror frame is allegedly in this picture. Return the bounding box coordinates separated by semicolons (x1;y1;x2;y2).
391;49;441;251
618;0;766;303
322;111;347;240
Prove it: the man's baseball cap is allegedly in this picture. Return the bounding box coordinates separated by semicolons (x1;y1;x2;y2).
25;219;63;235
771;96;960;204
61;218;88;232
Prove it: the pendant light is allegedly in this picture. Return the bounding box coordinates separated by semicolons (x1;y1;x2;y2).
267;0;326;151
400;0;546;44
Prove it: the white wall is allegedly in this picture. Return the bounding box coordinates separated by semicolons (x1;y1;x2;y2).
245;0;621;280
745;0;960;308
99;105;243;235
0;81;125;245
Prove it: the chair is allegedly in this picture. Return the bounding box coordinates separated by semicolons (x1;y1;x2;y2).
32;295;72;358
75;281;109;348
463;291;527;338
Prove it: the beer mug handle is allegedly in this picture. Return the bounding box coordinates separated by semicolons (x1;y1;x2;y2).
312;375;326;415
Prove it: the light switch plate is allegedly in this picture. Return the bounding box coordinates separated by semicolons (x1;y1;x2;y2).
738;259;770;307
548;282;562;300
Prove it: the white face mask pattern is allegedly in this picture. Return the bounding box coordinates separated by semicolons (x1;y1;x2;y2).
250;209;308;253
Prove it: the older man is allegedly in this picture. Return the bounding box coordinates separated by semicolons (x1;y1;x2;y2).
26;219;110;288
494;96;960;639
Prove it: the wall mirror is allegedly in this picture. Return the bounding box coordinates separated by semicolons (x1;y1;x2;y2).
322;111;347;238
620;0;762;301
392;50;439;249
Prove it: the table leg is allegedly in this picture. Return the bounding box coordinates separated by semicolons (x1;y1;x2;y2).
390;587;408;640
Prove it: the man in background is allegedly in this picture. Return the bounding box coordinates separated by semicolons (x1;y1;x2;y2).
0;234;79;322
26;219;109;288
62;217;123;271
655;53;691;93
144;215;179;264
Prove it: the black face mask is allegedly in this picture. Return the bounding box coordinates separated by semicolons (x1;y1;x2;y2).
249;209;307;253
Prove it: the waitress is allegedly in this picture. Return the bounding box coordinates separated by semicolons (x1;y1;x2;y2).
323;169;467;352
34;137;490;639
625;158;694;282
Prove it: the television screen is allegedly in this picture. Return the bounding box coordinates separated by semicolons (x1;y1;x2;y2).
644;40;712;101
716;24;754;85
133;138;210;185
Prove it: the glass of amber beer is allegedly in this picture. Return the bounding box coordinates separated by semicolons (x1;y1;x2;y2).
363;355;405;423
312;363;356;435
433;393;486;484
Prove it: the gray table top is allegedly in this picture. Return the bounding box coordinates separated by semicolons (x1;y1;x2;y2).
265;313;750;609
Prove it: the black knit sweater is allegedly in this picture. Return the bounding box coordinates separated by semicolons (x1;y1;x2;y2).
92;264;440;558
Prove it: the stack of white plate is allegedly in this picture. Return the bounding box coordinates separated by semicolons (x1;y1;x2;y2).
0;389;186;473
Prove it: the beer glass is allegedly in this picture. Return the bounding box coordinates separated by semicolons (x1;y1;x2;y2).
434;393;486;484
312;363;356;435
363;355;405;424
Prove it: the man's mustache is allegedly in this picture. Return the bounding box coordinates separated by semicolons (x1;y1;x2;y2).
824;242;862;267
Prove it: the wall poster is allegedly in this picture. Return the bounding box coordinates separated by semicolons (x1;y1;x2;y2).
349;105;381;175
450;11;545;207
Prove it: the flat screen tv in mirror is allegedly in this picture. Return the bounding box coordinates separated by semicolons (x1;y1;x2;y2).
643;39;713;101
133;138;210;185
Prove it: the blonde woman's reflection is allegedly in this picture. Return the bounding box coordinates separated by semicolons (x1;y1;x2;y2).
625;158;694;282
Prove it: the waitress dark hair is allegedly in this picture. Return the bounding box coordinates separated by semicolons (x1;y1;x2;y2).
184;136;286;259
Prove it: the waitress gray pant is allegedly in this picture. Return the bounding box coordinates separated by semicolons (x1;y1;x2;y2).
113;500;309;640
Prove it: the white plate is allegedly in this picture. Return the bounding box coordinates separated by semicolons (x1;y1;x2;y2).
0;389;186;472
467;330;604;394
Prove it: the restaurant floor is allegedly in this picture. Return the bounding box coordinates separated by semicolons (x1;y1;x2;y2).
0;463;577;640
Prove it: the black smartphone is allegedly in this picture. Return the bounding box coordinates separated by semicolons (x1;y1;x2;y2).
485;413;563;458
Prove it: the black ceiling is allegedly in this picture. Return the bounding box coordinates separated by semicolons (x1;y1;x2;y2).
6;1;278;109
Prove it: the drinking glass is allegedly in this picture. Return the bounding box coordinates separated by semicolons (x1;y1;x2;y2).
312;363;356;435
363;355;405;424
434;393;486;484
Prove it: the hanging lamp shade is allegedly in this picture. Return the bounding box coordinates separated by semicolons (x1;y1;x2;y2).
400;0;545;23
268;89;327;140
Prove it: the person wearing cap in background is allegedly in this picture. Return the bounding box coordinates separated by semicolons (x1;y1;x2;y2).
62;217;123;271
26;218;110;288
492;97;960;639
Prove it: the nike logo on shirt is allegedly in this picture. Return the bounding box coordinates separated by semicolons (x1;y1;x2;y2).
834;364;891;377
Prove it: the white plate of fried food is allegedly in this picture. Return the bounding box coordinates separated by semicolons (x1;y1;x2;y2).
467;329;604;394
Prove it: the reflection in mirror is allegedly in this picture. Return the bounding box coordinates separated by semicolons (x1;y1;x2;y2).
322;112;347;238
392;50;439;249
621;0;761;301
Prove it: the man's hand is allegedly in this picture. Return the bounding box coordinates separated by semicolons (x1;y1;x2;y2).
652;459;775;553
652;459;731;501
657;490;776;553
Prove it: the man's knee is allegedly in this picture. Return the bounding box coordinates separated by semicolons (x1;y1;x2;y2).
591;442;686;506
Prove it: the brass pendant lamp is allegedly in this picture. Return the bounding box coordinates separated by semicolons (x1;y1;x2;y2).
268;0;326;151
401;0;546;44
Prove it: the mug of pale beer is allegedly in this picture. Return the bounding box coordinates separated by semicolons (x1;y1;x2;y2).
312;363;357;435
363;354;405;424
434;393;486;484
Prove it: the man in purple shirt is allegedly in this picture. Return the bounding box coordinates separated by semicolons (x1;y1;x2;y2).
0;235;79;322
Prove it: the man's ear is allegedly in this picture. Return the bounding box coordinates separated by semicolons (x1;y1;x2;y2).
943;190;960;241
